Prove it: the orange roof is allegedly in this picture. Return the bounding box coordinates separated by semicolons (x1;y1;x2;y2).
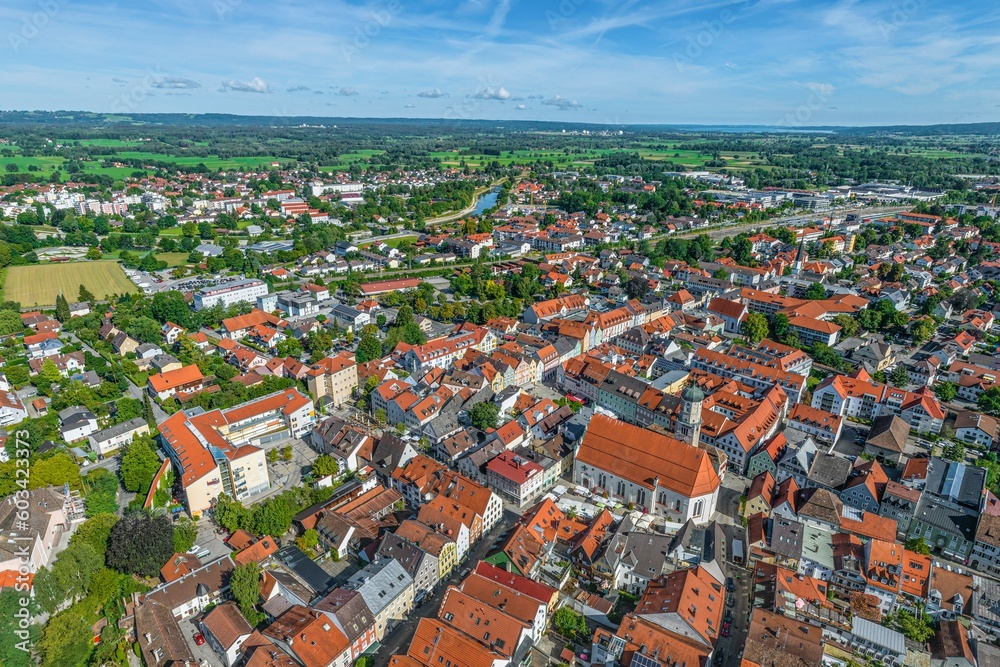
614;614;710;667
406;618;505;667
234;537;278;566
901;550;931;598
148;364;204;393
577;414;720;497
0;570;32;590
263;606;350;667
459;575;545;627
635;566;724;645
437;587;528;657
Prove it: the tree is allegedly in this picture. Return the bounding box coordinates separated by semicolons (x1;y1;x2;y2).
296;528;320;553
771;313;789;339
71;513;118;553
888;607;934;642
114;396;143;423
832;314;859;338
979;386;1000;416
376;313;387;328
552;607;588;638
934;382;958;403
805;282;826;300
469;402;500;431
905;537;931;555
38;606;94;667
625;276;650;301
173;517;198;553
0;310;24;336
30;453;82;491
119;437;162;494
356;334;383;363
396;305;414;327
40;358;63;384
78;284;95;303
889;365;910;387
910;318;936;343
944;440;966;462
0;589;36;667
106;510;175;577
54;293;70;322
312;455;340;478
231;562;265;627
84;468;119;516
741;313;769;346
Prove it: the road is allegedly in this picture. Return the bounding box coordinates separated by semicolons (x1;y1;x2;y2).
665;204;909;242
370;510;518;667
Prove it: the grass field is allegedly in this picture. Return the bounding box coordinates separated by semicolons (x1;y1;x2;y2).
156;252;190;267
4;261;137;306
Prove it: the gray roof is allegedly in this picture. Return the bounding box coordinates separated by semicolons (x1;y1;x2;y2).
274;546;335;597
865;415;909;454
926;458;986;509
852;617;906;655
807;452;852;490
770;517;804;560
91;417;148;443
345;558;413;616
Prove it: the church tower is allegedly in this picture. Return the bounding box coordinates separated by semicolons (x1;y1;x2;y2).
793;241;807;275
677;384;704;450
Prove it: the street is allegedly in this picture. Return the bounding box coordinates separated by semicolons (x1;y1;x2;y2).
370;510;519;667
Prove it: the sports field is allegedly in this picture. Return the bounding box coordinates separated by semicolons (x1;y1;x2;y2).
3;261;137;306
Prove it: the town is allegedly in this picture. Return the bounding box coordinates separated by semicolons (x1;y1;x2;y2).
3;120;1000;667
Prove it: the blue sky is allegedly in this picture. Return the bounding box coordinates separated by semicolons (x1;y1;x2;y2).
3;0;1000;125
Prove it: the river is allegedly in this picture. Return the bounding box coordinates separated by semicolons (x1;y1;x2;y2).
471;187;501;215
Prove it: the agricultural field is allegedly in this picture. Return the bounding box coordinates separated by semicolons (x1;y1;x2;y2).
2;261;137;306
319;150;386;171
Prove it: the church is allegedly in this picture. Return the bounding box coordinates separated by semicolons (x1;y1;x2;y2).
573;394;721;526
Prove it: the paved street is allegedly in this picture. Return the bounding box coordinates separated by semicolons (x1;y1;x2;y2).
370;510;518;667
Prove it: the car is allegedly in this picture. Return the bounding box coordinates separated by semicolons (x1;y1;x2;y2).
726;577;734;592
725;609;734;623
727;594;735;607
193;633;205;646
722;622;731;637
714;650;725;666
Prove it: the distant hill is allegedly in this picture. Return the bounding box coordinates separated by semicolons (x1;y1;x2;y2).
0;110;997;136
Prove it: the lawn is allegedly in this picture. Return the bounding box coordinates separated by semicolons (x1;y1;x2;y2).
3;261;137;306
156;252;191;267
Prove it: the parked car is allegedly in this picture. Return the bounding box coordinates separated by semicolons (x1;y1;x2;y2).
727;594;735;607
722;622;731;637
714;650;725;666
726;577;734;592
725;609;734;623
193;633;205;646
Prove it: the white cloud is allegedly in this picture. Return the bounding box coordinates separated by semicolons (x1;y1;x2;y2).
806;82;835;97
287;85;311;92
336;87;359;96
418;88;447;98
541;95;582;110
151;76;201;89
219;77;271;93
514;103;527;110
473;85;510;100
